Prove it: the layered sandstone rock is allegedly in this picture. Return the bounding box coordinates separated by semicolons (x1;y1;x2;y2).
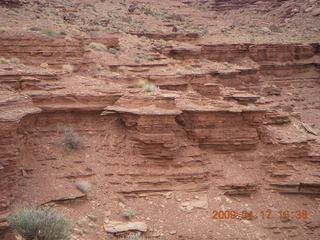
0;87;40;211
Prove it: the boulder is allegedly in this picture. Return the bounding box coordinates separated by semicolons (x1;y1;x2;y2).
311;8;320;16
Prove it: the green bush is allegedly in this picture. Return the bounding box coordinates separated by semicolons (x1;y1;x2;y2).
7;207;71;240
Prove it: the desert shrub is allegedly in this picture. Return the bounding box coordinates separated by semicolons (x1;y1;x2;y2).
121;208;135;220
141;7;156;16
132;79;158;92
0;57;8;64
10;57;20;64
134;56;141;63
143;82;158;92
62;127;84;151
7;207;71;240
108;47;118;55
41;27;56;37
89;42;106;51
133;79;147;88
62;64;74;73
75;181;91;194
59;29;67;35
30;26;41;31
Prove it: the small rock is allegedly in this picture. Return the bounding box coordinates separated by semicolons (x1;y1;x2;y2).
73;228;83;236
169;230;177;235
180;195;208;212
305;7;314;13
291;8;299;14
87;215;97;222
311;8;320;16
164;192;173;199
88;223;97;229
76;217;87;227
104;210;111;217
104;220;147;233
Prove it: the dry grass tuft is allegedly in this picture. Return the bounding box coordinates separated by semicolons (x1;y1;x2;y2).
75;181;91;194
89;42;107;51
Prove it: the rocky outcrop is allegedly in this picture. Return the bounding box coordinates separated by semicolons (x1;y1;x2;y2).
131;32;199;42
0;31;120;71
192;0;289;11
0;87;40;211
0;0;26;7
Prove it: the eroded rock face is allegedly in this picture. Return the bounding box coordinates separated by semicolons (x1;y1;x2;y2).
0;0;26;7
0;30;319;239
0;87;40;211
191;0;289;11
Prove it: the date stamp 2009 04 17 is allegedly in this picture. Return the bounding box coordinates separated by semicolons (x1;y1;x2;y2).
212;209;308;220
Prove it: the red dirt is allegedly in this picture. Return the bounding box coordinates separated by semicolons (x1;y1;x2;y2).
0;0;320;240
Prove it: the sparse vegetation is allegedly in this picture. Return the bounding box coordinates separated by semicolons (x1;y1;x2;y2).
143;82;158;92
0;57;8;64
97;64;104;71
29;26;41;32
86;3;95;8
89;42;107;51
121;208;135;220
41;27;56;37
62;64;74;73
134;56;141;63
132;79;159;92
141;7;156;16
108;47;118;55
62;127;85;151
59;30;67;36
7;207;71;240
75;181;91;194
132;79;147;88
10;57;20;64
184;65;193;70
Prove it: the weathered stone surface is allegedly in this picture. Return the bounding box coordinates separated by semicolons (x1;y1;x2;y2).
104;220;147;233
311;8;320;16
0;87;41;211
179;195;208;211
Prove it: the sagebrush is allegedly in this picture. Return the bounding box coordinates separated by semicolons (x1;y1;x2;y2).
122;208;135;220
62;127;85;151
75;181;91;194
7;207;71;240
